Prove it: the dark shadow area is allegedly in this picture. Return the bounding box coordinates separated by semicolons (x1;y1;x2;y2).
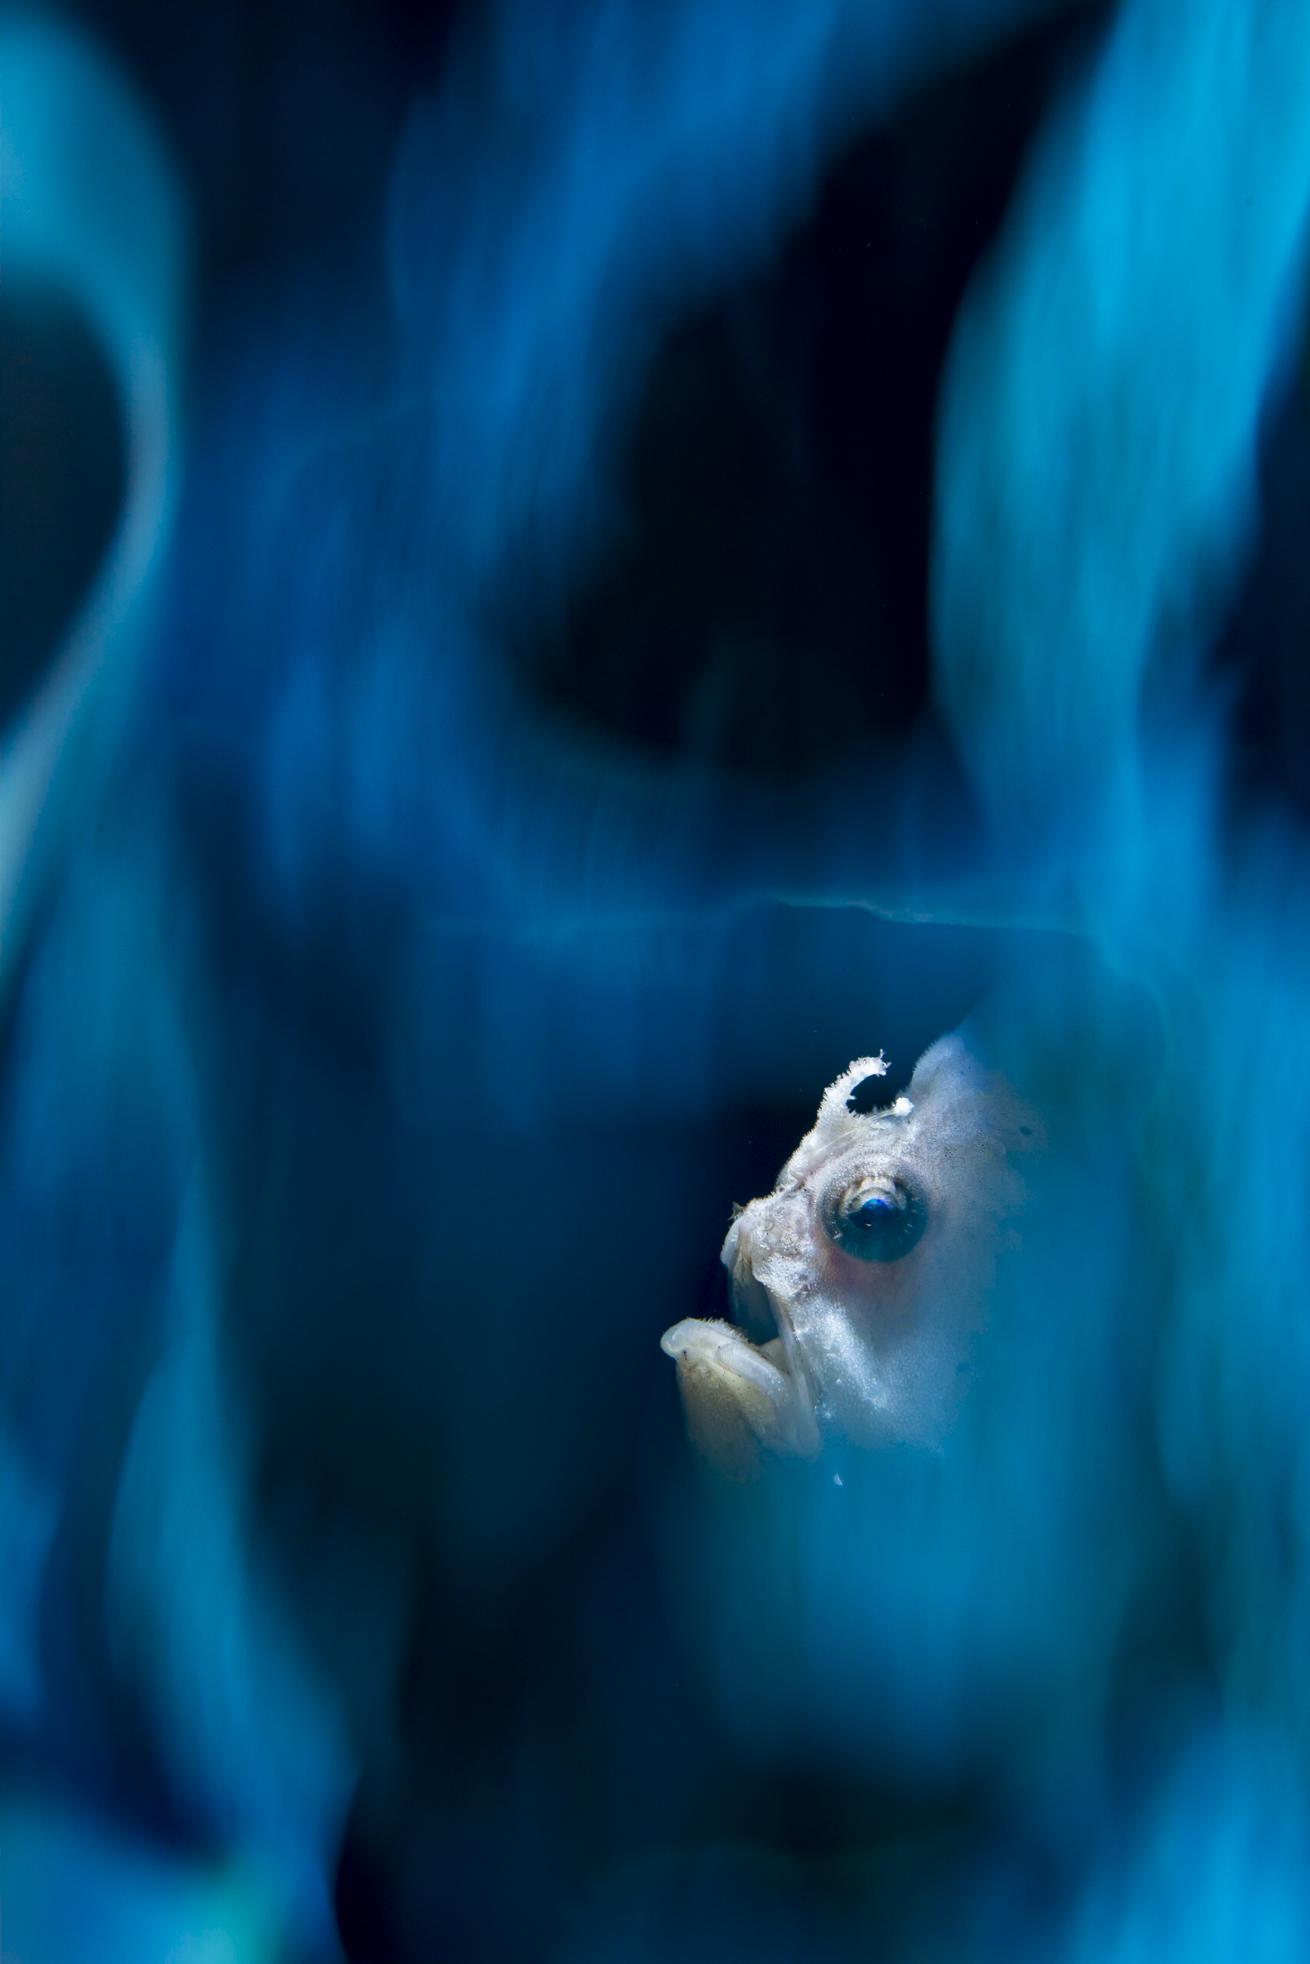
510;4;1113;774
0;288;125;729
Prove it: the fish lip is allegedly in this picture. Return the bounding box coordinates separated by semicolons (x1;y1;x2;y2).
721;1201;823;1453
766;1285;817;1396
727;1256;777;1340
722;1212;776;1338
659;1317;785;1398
729;1262;822;1451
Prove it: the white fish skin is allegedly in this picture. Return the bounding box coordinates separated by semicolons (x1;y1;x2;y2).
662;1033;1043;1473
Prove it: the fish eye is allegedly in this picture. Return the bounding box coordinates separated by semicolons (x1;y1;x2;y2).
823;1176;927;1262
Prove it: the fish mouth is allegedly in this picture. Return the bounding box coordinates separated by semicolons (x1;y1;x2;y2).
719;1215;821;1454
655;1213;824;1462
722;1216;777;1339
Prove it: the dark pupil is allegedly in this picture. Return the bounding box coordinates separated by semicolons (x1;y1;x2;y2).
830;1182;926;1262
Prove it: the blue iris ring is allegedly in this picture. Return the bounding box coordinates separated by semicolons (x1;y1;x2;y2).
823;1176;927;1263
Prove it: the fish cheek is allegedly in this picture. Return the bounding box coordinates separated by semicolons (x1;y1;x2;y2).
815;1231;926;1320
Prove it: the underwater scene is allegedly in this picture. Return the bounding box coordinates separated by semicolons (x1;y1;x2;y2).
5;0;1310;1957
